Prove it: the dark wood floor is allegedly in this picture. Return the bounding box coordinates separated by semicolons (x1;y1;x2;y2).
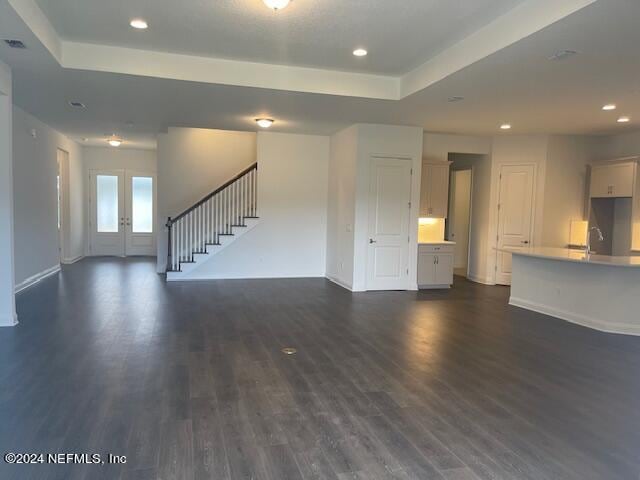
1;258;639;480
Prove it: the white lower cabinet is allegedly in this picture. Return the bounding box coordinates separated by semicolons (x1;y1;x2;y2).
418;244;454;289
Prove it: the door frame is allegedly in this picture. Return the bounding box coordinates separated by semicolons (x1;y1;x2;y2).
365;155;413;291
493;162;537;285
56;149;69;263
447;167;474;279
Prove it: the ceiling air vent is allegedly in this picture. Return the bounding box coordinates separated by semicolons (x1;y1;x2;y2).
548;50;578;61
4;39;26;49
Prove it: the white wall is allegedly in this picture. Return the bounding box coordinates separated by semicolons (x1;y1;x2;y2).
326;125;358;289
542;136;591;248
186;132;330;279
0;60;16;326
83;146;157;172
327;124;423;291
156;127;256;270
589;130;640;160
12;106;84;288
353;124;424;291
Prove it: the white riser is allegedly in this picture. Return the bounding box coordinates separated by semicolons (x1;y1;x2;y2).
167;218;259;281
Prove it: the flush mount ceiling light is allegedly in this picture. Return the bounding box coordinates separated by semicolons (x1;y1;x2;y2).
447;96;464;103
500;124;512;130
263;0;291;10
602;104;617;111
107;135;123;147
353;48;368;57
256;118;274;128
68;101;86;109
617;116;630;123
130;19;148;29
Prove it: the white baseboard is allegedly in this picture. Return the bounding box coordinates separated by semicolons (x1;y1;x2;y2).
510;296;640;337
0;312;18;327
62;255;84;265
167;273;325;282
325;275;353;292
15;264;61;294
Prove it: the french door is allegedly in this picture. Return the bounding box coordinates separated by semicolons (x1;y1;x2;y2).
89;170;156;256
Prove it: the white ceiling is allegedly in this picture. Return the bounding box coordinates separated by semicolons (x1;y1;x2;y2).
34;0;527;75
1;0;640;150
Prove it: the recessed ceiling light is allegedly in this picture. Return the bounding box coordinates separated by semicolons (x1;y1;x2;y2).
68;101;86;109
256;118;274;128
263;0;290;10
107;135;123;147
130;19;148;30
447;96;465;103
500;124;512;130
353;48;368;57
617;116;630;123
602;104;617;111
3;39;26;49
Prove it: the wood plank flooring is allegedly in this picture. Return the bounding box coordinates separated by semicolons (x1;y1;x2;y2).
0;257;639;479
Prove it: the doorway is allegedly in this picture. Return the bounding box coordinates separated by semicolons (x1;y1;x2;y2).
89;169;156;256
366;157;412;291
56;149;68;262
447;169;472;277
495;164;535;285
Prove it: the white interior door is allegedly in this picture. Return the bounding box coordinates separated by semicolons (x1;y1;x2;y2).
366;157;412;291
125;172;156;256
449;169;472;272
496;164;535;285
90;170;125;256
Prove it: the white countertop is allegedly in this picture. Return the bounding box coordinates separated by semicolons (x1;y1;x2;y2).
497;247;640;268
419;241;456;245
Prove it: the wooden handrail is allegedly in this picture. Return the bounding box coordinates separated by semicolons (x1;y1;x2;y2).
168;163;257;225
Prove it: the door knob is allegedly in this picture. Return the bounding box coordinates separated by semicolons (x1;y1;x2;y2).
369;239;377;244
521;240;530;244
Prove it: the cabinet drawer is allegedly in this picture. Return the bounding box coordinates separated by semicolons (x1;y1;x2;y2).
419;244;454;254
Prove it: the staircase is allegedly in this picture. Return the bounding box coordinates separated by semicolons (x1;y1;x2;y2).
165;163;258;281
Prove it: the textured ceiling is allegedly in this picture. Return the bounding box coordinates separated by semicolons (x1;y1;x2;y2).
34;0;527;75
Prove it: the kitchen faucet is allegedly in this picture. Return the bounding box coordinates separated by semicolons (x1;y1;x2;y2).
586;226;604;255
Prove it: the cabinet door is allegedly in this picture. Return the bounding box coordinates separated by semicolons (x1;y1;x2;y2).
419;167;432;217
417;253;437;285
435;254;454;286
609;163;635;197
429;164;450;218
591;163;635;198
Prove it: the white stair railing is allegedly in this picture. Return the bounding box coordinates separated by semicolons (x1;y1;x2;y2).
166;163;258;272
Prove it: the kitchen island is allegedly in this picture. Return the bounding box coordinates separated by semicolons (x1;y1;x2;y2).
500;247;640;336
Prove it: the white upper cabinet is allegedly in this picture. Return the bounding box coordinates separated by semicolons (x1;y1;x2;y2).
420;162;451;218
590;161;636;198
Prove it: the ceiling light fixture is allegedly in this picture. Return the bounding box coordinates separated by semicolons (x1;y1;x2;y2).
107;135;123;147
500;124;512;130
353;48;368;57
256;118;274;128
447;96;464;103
602;104;617;111
617;116;630;123
68;101;86;109
263;0;291;10
130;19;148;29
